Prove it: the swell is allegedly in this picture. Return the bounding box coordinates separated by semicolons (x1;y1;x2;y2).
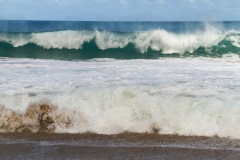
1;29;240;59
0;41;180;60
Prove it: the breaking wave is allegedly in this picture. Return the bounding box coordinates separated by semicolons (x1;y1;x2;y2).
1;27;240;59
1;85;240;139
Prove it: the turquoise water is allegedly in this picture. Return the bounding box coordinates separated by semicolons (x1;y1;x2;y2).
1;21;240;60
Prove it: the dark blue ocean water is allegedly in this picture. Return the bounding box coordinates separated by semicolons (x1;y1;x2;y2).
0;21;240;60
1;21;240;33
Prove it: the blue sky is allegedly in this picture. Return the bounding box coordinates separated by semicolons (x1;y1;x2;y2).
0;0;240;21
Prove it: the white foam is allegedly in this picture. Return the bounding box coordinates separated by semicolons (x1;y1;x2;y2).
0;33;29;47
1;58;240;138
95;30;131;50
31;30;94;49
134;25;224;53
222;53;240;62
226;34;240;48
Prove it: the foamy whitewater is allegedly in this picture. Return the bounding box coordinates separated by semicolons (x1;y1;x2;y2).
1;21;240;138
1;55;240;138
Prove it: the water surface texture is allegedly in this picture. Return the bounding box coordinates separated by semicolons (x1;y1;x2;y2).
1;21;240;159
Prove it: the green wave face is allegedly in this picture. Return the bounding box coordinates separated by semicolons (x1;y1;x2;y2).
0;30;240;60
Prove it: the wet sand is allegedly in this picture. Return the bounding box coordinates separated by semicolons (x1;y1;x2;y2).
1;133;240;159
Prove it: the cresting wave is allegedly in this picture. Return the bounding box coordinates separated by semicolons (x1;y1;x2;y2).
1;28;240;59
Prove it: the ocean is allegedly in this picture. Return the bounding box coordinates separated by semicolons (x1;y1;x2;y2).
1;21;240;159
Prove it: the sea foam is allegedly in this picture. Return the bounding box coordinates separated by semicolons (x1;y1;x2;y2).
1;58;240;138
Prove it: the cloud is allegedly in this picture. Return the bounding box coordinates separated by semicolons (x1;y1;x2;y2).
188;0;194;3
0;0;4;3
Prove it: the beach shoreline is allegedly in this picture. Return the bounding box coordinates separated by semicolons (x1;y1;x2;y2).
1;133;240;159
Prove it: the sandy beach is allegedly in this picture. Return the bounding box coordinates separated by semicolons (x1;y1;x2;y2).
1;133;240;159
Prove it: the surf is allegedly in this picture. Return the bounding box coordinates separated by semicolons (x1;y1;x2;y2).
1;57;240;138
1;27;240;60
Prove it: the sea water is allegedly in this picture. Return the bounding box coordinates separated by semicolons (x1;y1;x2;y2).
1;21;240;139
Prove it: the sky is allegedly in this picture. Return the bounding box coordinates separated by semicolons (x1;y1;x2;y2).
0;0;240;21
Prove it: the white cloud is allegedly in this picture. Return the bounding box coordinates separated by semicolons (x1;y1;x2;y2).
0;0;4;3
188;0;194;3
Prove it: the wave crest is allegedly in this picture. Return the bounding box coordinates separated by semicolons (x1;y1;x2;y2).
0;27;230;54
